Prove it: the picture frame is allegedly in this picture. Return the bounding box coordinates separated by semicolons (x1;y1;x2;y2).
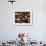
14;10;32;26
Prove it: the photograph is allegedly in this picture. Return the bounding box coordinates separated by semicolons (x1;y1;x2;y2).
14;10;32;25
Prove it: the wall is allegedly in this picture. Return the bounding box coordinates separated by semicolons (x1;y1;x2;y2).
0;0;46;42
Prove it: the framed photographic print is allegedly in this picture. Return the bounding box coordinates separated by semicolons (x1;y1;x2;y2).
14;10;32;26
